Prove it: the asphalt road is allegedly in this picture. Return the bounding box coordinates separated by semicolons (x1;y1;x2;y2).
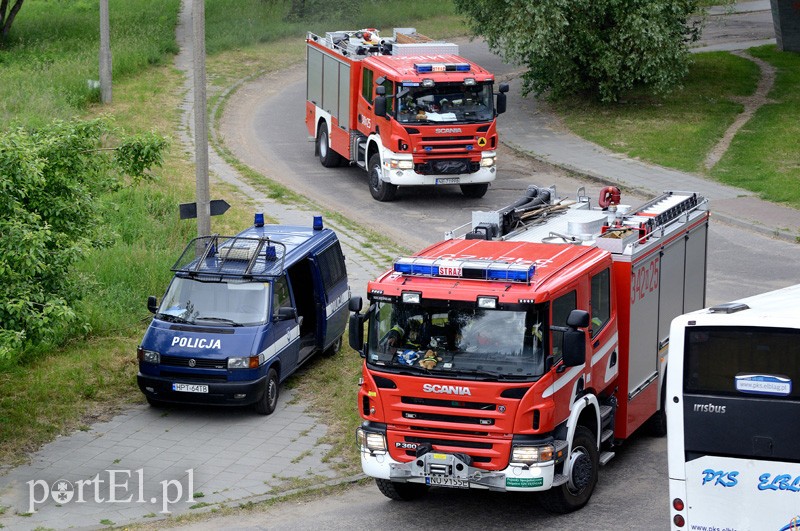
208;21;800;531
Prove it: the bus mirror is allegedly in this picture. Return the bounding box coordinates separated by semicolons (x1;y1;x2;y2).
374;96;387;118
349;313;366;356
496;92;507;115
147;296;158;314
349;296;363;313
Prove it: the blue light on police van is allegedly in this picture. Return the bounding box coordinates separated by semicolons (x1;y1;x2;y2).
313;215;323;230
254;212;265;227
265;245;277;260
415;64;433;73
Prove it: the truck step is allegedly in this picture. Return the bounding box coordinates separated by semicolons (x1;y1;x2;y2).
599;405;613;422
599;451;615;466
552;474;568;487
600;429;614;444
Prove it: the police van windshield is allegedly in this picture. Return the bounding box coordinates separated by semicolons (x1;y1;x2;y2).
366;301;546;379
396;82;494;124
157;277;269;327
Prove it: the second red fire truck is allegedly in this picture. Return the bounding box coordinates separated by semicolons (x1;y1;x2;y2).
348;185;710;512
306;28;508;202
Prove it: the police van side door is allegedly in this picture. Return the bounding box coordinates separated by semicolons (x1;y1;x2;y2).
268;274;300;377
315;240;349;350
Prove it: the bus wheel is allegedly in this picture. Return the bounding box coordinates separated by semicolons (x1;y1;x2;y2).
368;154;397;202
539;426;598;513
460;183;488;198
255;368;279;415
317;123;342;168
375;479;429;501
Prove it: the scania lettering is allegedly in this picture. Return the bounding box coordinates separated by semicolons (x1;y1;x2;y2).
306;28;508;201
667;284;800;530
349;185;709;512
137;213;349;415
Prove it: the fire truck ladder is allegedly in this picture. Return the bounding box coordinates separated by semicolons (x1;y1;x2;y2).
616;191;704;243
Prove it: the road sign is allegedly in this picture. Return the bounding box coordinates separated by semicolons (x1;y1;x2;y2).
179;199;231;220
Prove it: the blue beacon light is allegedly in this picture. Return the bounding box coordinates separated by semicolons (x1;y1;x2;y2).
254;212;265;227
313;215;324;230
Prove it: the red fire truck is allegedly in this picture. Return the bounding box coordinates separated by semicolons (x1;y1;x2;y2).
306;28;508;202
348;185;710;512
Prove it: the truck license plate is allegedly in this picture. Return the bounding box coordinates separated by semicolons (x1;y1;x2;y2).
435;178;460;185
172;383;208;393
426;476;469;488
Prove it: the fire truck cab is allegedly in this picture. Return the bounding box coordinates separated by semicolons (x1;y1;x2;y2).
349;186;709;512
306;28;508;202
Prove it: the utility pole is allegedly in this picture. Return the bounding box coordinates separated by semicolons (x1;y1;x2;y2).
99;0;112;103
192;0;211;254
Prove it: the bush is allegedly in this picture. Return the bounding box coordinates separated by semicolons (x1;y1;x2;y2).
454;0;702;103
0;118;166;365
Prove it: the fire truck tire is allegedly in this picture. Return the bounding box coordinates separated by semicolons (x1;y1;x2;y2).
647;377;668;437
254;368;279;415
460;183;488;198
317;124;343;168
375;479;429;501
539;426;598;514
368;154;397;202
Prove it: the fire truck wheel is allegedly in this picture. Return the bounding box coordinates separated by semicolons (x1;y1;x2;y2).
460;183;488;199
375;479;429;501
368;154;397;201
647;378;668;437
317;123;343;168
254;368;279;415
539;426;598;513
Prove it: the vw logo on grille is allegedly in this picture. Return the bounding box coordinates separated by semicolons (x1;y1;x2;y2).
188;359;196;367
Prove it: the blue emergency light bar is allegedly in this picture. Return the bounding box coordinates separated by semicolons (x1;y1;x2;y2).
414;63;471;74
393;257;535;283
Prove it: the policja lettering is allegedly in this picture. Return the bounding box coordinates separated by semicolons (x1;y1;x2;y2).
170;337;222;349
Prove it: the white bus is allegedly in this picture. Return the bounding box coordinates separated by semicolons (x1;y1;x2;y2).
666;283;800;530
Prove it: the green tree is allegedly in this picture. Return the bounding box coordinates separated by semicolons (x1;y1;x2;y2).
454;0;702;102
0;119;166;364
0;0;25;41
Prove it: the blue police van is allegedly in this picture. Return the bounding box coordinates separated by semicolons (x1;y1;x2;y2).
137;213;349;414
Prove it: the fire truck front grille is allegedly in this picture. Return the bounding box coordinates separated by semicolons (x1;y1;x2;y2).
410;426;489;437
401;436;494;463
403;411;495;426
401;396;496;410
415;159;480;175
160;355;226;369
421;136;473;142
160;370;227;382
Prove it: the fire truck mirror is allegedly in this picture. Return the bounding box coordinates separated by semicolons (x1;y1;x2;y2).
349;313;366;356
562;329;586;368
496;92;507;115
374;96;387;118
566;309;590;328
499;82;510;94
349;296;363;313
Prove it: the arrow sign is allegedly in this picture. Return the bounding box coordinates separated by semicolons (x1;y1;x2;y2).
179;199;231;220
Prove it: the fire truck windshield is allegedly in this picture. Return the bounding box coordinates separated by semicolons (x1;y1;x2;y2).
396;82;494;124
366;301;547;379
157;277;269;327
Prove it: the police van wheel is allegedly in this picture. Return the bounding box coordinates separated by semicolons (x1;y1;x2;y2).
317;124;342;168
323;335;343;357
375;479;429;501
368;154;397;202
460;183;488;198
146;397;165;408
255;369;279;415
539;426;598;513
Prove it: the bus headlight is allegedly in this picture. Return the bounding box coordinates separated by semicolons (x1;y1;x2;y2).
356;428;387;452
511;444;554;465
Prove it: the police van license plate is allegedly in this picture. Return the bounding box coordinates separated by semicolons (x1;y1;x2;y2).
172;383;208;393
435;177;460;185
426;476;468;488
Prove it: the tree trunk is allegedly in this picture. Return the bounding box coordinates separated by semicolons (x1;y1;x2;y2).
1;0;25;41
